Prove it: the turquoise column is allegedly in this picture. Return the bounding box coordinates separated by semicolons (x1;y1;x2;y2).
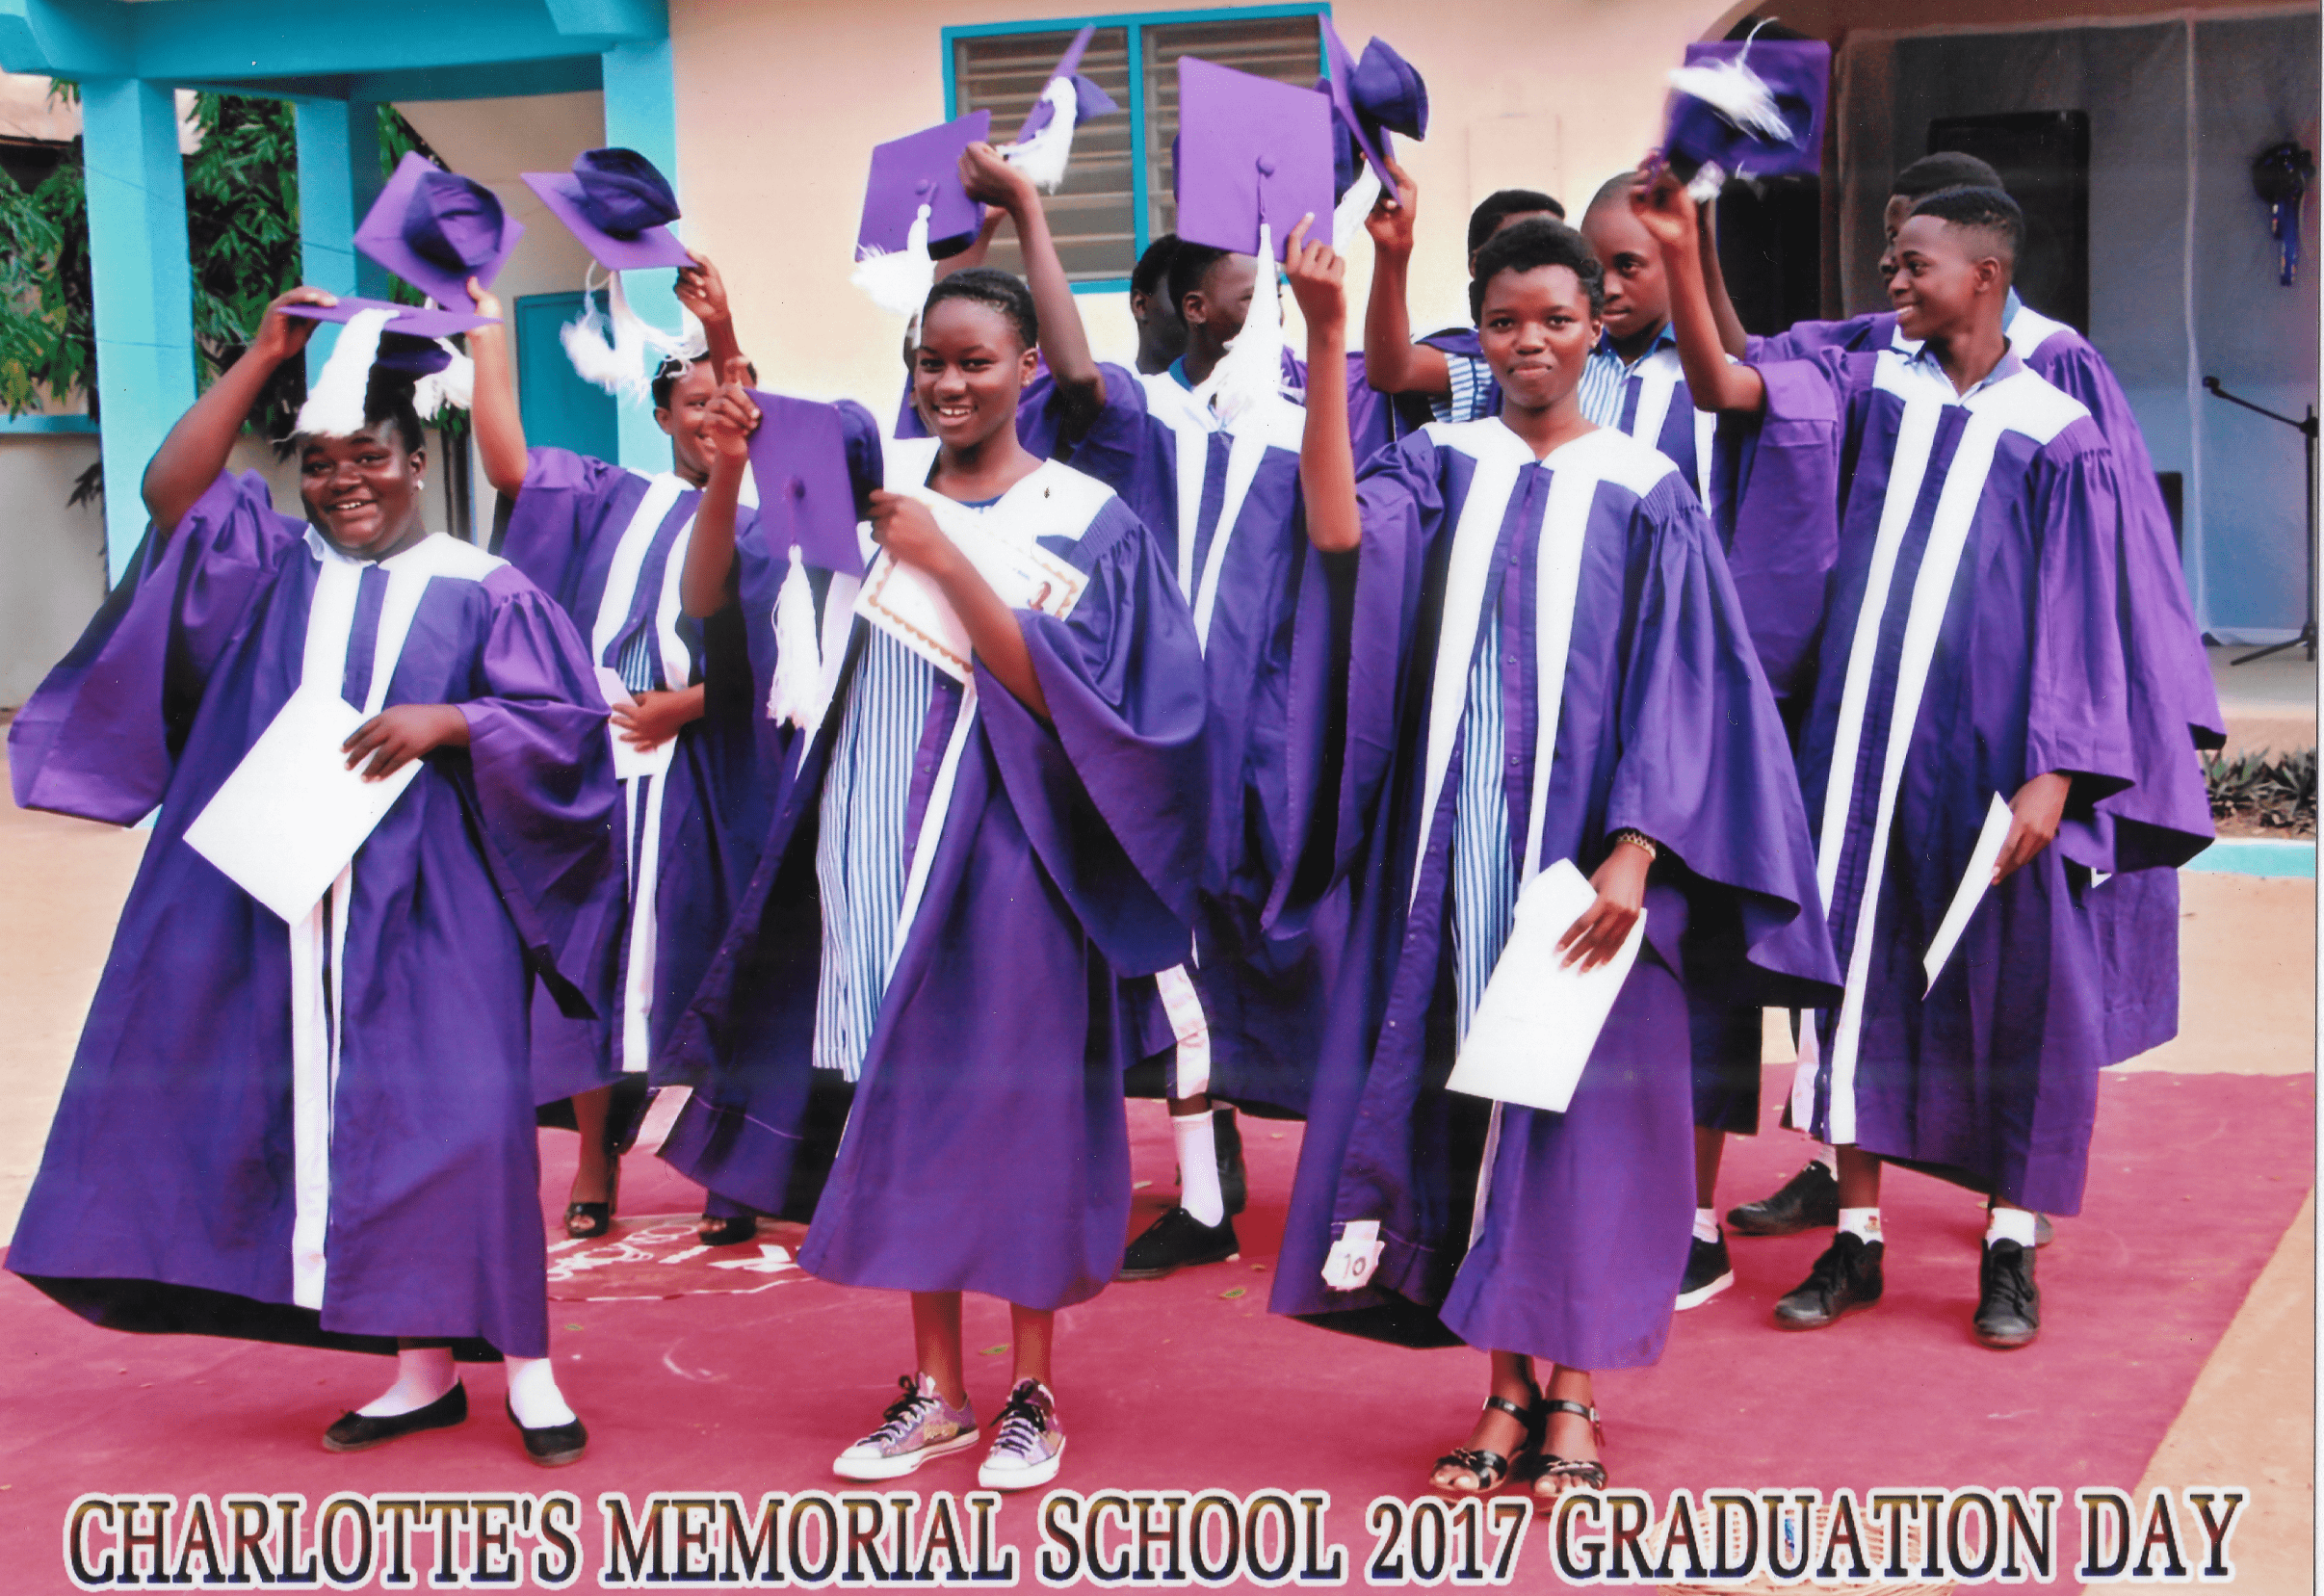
601;38;682;472
80;76;195;584
293;97;388;388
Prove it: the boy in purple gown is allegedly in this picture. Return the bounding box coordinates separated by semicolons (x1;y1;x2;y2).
1645;174;2216;1347
1270;217;1836;1499
665;261;1207;1490
471;258;773;1246
7;289;621;1462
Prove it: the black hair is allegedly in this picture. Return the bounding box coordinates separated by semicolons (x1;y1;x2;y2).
652;354;758;411
1467;188;1567;258
1893;151;2004;201
923;266;1039;352
300;372;423;455
1468;218;1606;323
1908;184;2024;265
1132;233;1182;300
1166;242;1232;321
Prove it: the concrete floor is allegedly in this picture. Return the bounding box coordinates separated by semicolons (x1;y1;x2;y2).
0;763;2312;1590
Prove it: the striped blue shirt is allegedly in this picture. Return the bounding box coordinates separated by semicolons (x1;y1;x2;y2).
1577;322;1677;430
1430;353;1496;426
1451;608;1519;1042
811;625;938;1080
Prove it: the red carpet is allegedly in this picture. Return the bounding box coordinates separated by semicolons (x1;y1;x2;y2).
0;1067;2308;1591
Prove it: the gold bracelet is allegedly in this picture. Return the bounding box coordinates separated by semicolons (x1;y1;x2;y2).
1612;828;1658;862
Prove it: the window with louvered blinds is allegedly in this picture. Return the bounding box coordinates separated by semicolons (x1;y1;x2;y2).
949;9;1325;287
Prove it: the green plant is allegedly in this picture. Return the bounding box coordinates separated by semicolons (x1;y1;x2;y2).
2203;746;2317;834
0;89;457;503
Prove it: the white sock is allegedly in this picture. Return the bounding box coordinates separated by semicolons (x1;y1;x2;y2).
358;1346;457;1417
1692;1207;1719;1243
1813;1145;1839;1174
1174;1111;1226;1228
506;1356;576;1429
1839;1206;1882;1243
1985;1209;2038;1249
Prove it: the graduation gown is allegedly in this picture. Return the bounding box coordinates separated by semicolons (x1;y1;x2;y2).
494;448;767;1102
7;472;621;1360
1058;366;1343;1114
1266;422;1837;1367
1771;348;2215;1214
659;447;1208;1310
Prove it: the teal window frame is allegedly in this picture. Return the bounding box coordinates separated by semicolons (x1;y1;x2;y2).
941;4;1332;293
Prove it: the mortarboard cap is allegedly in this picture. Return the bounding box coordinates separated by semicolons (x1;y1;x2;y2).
744;392;877;577
1172;57;1336;262
353;152;522;312
1319;21;1427;190
1663;39;1830;185
859;111;993;258
522;147;693;272
1011;26;1120;143
280;298;496;434
277;297;498;340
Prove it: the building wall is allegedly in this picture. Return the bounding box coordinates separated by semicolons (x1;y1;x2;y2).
666;0;1736;410
0;435;106;707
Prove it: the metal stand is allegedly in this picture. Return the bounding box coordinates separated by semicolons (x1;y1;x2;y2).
2203;375;2318;665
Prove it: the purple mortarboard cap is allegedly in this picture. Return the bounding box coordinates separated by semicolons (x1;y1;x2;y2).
1663;39;1830;182
277;296;499;338
744;391;875;577
1319;21;1428;190
1173;58;1336;262
370;331;453;379
859;111;993;257
353;152;523;312
1011;26;1121;143
522;146;692;272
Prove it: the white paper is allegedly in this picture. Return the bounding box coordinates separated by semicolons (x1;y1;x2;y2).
854;500;1088;682
596;667;676;781
1444;857;1648;1115
182;686;425;924
1320;1218;1384;1292
1922;792;2016;994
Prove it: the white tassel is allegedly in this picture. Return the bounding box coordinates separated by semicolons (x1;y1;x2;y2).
852;203;935;321
411;339;474;421
1003;77;1081;194
561;269;695;401
1333;165;1384;249
767;546;825;730
1685;161;1731;205
1667;56;1795;144
295;307;398;437
1196;220;1286;430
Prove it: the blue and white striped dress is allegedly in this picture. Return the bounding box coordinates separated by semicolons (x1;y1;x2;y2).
1451;608;1518;1043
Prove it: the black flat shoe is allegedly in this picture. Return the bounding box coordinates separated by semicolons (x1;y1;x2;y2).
1116;1207;1239;1280
323;1382;468;1452
1772;1233;1885;1329
697;1213;757;1246
1973;1240;2041;1348
1727;1160;1841;1237
507;1398;589;1467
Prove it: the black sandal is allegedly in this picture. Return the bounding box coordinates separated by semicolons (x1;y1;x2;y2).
563;1164;619;1241
1430;1390;1544;1494
1528;1398;1606;1499
696;1212;757;1246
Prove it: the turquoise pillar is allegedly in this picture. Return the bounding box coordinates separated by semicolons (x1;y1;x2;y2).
601;38;682;472
81;76;195;584
293;97;389;388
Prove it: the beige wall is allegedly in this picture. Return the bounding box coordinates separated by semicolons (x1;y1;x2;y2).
0;435;106;707
669;0;1736;410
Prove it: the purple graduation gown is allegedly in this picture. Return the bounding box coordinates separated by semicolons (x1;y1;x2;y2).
493;448;768;1100
7;472;621;1360
1266;422;1838;1367
660;453;1208;1310
1058;368;1342;1114
1772;348;2216;1214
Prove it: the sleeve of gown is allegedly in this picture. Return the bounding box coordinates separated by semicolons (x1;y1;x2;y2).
491;445;630;605
8;470;302;823
1051;364;1174;533
977;500;1210;977
1721;357;1844;708
457;570;625;1019
1605;477;1842;1001
2024;439;2207;873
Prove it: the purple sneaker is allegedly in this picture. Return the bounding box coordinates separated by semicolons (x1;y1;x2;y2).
834;1374;979;1479
977;1378;1066;1490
